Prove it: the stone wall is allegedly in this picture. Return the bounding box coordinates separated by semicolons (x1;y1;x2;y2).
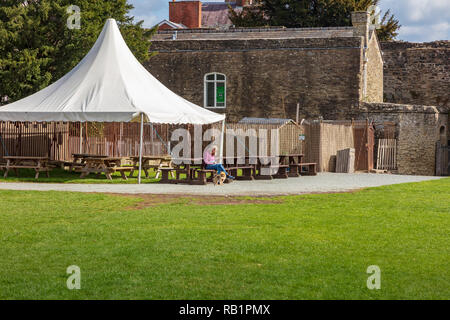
365;33;383;102
381;41;450;109
148;37;365;122
358;102;448;176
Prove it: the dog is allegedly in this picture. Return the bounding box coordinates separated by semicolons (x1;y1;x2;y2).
213;172;227;186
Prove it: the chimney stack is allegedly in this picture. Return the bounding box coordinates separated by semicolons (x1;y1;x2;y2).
169;0;202;29
351;11;370;47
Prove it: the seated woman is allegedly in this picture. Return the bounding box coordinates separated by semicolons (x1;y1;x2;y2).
203;146;235;180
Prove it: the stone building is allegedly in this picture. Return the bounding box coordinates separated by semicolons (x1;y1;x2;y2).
357;102;448;176
148;4;449;176
149;11;384;122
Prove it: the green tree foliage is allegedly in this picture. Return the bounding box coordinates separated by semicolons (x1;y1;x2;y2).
0;0;156;104
229;0;400;41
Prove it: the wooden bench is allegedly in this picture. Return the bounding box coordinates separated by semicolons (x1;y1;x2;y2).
48;160;83;171
113;167;133;180
226;165;255;181
288;163;303;177
3;156;51;179
300;163;317;176
273;164;290;179
192;169;216;185
4;165;50;179
159;167;176;183
79;157;130;180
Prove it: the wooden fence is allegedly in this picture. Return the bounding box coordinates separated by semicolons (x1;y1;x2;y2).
1;120;375;173
376;139;397;170
303;120;374;172
0;121;70;161
224;122;303;158
0;121;171;162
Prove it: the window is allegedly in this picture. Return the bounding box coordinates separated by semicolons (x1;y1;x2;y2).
204;73;226;108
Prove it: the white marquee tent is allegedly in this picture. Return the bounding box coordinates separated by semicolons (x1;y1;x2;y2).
0;19;226;183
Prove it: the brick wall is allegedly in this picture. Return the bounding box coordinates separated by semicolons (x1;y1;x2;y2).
381;41;450;109
169;1;202;29
148;37;365;122
358;102;448;176
158;23;175;31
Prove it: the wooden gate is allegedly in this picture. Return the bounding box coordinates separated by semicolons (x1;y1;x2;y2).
377;139;397;170
354;122;374;171
436;143;449;176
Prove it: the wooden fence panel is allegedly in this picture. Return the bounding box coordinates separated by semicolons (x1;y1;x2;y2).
377;139;397;170
336;148;355;173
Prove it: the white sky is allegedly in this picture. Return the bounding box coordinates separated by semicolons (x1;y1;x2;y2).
128;0;450;42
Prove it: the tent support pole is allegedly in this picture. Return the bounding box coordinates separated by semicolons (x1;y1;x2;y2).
79;123;83;154
138;113;144;184
219;119;225;164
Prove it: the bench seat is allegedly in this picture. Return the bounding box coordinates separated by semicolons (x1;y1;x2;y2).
4;165;47;169
300;163;317;176
159;167;176;183
192;169;216;185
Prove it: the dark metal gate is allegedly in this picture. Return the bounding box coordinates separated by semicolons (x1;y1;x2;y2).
436;143;449;176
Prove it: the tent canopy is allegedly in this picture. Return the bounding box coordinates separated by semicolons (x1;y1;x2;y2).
0;19;225;125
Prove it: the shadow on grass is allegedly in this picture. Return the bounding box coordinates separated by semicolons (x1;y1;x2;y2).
0;168;162;184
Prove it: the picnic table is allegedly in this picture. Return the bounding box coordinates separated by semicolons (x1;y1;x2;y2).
223;156;256;181
159;154;317;184
280;154;317;176
279;154;304;177
128;155;173;179
68;153;109;172
2;156;51;179
79;157;131;180
167;158;203;184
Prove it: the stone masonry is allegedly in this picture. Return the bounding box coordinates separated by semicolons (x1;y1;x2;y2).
148;36;366;122
381;41;450;109
358;102;448;176
148;11;384;122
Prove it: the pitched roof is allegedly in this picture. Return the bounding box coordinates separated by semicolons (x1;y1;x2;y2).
157;20;187;29
0;19;225;125
202;2;242;28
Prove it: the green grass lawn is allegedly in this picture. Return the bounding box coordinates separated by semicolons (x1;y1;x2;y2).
0;179;449;299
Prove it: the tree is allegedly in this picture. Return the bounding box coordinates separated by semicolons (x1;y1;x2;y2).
0;0;156;104
229;0;400;41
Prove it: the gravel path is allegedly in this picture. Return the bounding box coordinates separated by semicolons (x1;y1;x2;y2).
0;173;443;196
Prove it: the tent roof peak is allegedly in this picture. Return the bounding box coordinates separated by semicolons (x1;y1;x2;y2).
0;19;225;125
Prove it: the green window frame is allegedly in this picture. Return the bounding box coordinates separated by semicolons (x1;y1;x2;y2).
204;73;226;108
